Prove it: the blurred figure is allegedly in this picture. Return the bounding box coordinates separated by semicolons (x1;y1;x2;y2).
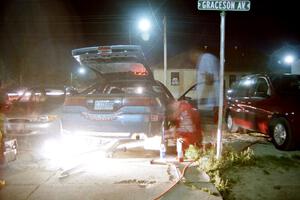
165;100;203;154
196;53;220;123
0;80;8;164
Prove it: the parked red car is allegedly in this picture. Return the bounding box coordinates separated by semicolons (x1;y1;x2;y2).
225;74;300;150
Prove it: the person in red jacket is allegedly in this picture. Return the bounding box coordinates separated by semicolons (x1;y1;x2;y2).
165;100;203;154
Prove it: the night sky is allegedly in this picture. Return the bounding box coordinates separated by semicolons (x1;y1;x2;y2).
0;0;299;85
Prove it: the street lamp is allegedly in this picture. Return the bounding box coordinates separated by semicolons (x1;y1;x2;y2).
135;17;167;85
78;67;86;75
283;55;295;65
138;18;151;32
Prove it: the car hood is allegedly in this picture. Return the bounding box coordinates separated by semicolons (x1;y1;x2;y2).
72;45;154;81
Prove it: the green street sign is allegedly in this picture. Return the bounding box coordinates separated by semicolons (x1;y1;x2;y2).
198;0;251;11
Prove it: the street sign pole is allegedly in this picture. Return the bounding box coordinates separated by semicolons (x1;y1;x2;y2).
197;0;250;159
216;11;225;159
163;16;167;86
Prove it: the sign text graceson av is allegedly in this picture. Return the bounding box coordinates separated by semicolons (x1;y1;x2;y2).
198;0;251;11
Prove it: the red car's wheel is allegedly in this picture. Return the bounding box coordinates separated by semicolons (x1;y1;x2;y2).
270;118;296;150
226;112;239;133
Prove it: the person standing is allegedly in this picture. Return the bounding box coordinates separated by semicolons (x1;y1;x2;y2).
165;100;203;159
0;80;8;165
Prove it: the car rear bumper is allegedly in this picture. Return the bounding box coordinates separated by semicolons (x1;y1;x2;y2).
61;112;163;139
5;122;52;135
4;120;58;136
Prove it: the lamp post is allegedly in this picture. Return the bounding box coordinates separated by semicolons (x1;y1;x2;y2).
283;55;295;65
163;16;167;86
137;17;167;85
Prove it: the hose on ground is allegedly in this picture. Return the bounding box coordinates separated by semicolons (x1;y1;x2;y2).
152;160;195;200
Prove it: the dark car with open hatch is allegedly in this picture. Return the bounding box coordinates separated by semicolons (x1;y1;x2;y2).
61;45;174;143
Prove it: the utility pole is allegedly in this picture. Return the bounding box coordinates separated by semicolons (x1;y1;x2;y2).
163;16;167;86
198;0;251;159
70;72;73;87
129;21;132;45
216;11;225;159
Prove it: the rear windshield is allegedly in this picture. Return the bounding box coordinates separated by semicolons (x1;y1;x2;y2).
87;82;160;95
83;57;149;75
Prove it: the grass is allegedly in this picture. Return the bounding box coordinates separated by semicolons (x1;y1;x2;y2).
184;143;300;199
185;145;256;197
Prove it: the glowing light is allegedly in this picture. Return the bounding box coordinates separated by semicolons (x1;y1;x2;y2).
46;90;65;96
243;79;253;86
138;18;151;32
78;67;86;74
25;92;31;96
136;87;144;94
283;55;295;65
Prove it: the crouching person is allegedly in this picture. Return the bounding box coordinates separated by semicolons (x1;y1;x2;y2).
165;100;203;161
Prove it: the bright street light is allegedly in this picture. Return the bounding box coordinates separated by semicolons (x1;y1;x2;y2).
78;67;86;74
138;18;151;32
283;55;295;65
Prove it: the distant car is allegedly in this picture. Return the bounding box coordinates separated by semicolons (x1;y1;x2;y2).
61;45;174;142
225;74;300;150
4;87;65;138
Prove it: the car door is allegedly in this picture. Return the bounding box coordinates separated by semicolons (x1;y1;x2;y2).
230;76;256;130
245;76;272;133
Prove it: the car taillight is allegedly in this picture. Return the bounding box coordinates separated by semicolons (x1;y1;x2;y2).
98;46;112;56
123;97;159;106
64;97;86;106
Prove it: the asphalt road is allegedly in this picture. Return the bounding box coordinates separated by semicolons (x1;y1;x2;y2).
0;139;178;200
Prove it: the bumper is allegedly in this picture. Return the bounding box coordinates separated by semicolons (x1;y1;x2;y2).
4;120;58;136
61;113;163;139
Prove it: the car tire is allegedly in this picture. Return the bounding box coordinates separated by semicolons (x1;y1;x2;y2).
270;118;296;150
226;112;239;133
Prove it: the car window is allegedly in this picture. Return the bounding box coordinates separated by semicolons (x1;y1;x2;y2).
236;77;255;97
85;58;149;75
254;77;270;97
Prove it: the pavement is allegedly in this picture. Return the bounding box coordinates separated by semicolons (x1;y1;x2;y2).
158;158;222;200
0;141;223;200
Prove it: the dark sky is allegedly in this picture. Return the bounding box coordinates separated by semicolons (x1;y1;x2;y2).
0;0;299;85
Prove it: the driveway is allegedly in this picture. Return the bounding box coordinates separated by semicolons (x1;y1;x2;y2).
0;139;221;200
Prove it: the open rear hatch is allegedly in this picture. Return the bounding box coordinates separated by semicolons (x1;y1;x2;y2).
72;45;154;81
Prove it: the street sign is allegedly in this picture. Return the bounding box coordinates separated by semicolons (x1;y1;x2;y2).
198;0;251;11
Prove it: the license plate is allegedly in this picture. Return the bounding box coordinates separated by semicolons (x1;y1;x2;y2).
94;100;114;110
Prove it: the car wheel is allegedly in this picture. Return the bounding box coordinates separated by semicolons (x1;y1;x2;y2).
270;118;295;150
226;112;239;133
